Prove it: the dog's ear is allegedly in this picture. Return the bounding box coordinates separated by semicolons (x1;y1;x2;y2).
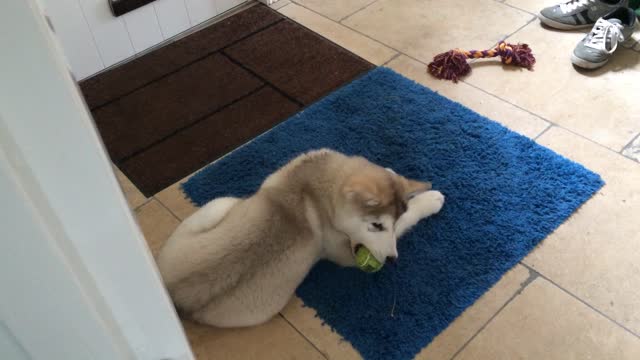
397;177;431;201
343;176;381;207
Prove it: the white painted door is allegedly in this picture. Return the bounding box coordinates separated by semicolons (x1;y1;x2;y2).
0;0;194;358
40;0;247;80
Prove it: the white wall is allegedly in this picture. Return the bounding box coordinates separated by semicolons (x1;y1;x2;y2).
40;0;247;80
0;132;133;360
0;0;194;358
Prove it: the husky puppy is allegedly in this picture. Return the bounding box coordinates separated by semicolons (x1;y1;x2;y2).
156;149;444;327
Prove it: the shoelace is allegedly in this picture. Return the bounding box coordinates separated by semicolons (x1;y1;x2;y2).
559;0;595;13
584;18;624;53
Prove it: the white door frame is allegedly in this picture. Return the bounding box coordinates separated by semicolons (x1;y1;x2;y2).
0;0;194;359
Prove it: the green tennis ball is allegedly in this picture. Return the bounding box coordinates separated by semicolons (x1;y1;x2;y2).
355;246;384;273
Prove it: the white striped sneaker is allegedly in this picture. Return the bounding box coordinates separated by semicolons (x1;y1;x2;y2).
539;0;628;30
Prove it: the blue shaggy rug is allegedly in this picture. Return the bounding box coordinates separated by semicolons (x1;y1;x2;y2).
182;67;604;359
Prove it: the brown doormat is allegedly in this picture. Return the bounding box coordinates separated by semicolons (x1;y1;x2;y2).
80;4;373;196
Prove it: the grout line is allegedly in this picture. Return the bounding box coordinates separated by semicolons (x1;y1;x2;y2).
284;0;475;70
381;52;401;66
220;51;305;107
287;1;409;56
460;81;640;160
87;17;285;111
619;132;640;155
182;0;193;26
542;123;634;156
499;0;537;16
76;0;106;69
151;4;166;40
76;0;108;69
117;84;268;164
275;1;292;11
457;78;640;158
501;15;537;42
154;196;182;221
338;0;380;23
476;15;536;55
533;124;553;140
460;80;555;125
279;313;331;360
519;262;640;340
132;196;155;212
450;268;539;360
119;15;139;58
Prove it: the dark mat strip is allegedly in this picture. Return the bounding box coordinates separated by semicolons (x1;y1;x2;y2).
81;5;282;109
220;52;304;108
118;84;268;164
94;54;263;162
120;86;300;195
225;20;374;104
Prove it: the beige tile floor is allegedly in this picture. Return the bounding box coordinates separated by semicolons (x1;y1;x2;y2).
115;1;640;358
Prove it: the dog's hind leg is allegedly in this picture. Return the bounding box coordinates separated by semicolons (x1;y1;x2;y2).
156;197;241;289
395;190;445;238
177;197;240;235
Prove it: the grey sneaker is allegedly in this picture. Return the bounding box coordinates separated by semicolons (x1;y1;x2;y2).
571;7;636;68
539;0;628;30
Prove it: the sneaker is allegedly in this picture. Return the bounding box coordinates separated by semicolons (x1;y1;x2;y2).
571;7;637;68
539;0;628;30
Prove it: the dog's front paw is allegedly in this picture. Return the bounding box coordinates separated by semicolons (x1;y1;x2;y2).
411;190;445;217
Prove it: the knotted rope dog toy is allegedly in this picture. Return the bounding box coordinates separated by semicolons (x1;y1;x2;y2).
427;41;536;82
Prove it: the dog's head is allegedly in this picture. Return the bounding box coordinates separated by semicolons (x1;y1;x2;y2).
334;163;431;265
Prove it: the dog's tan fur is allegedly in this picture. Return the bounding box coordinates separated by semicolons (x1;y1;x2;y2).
156;149;444;327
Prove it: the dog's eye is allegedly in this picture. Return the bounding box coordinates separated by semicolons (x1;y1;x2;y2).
369;222;385;232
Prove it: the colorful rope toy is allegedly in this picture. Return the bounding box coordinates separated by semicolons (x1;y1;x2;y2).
428;41;536;82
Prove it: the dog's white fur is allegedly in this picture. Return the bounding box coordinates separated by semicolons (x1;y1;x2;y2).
156;149;444;327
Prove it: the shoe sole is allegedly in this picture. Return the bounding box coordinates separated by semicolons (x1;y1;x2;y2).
538;13;594;30
571;53;608;69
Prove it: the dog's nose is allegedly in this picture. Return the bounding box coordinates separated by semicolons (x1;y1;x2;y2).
386;256;397;264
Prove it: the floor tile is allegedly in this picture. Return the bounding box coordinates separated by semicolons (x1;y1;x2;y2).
281;296;362;359
343;0;533;63
456;278;640;359
120;86;300;195
504;0;558;14
79;5;282;108
183;316;326;360
416;265;530;360
281;265;529;360
294;0;376;21
466;22;640;151
525;126;640;335
155;177;198;220
225;19;373;104
134;199;180;257
279;4;397;65
113;165;147;209
622;135;640;162
387;55;549;139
